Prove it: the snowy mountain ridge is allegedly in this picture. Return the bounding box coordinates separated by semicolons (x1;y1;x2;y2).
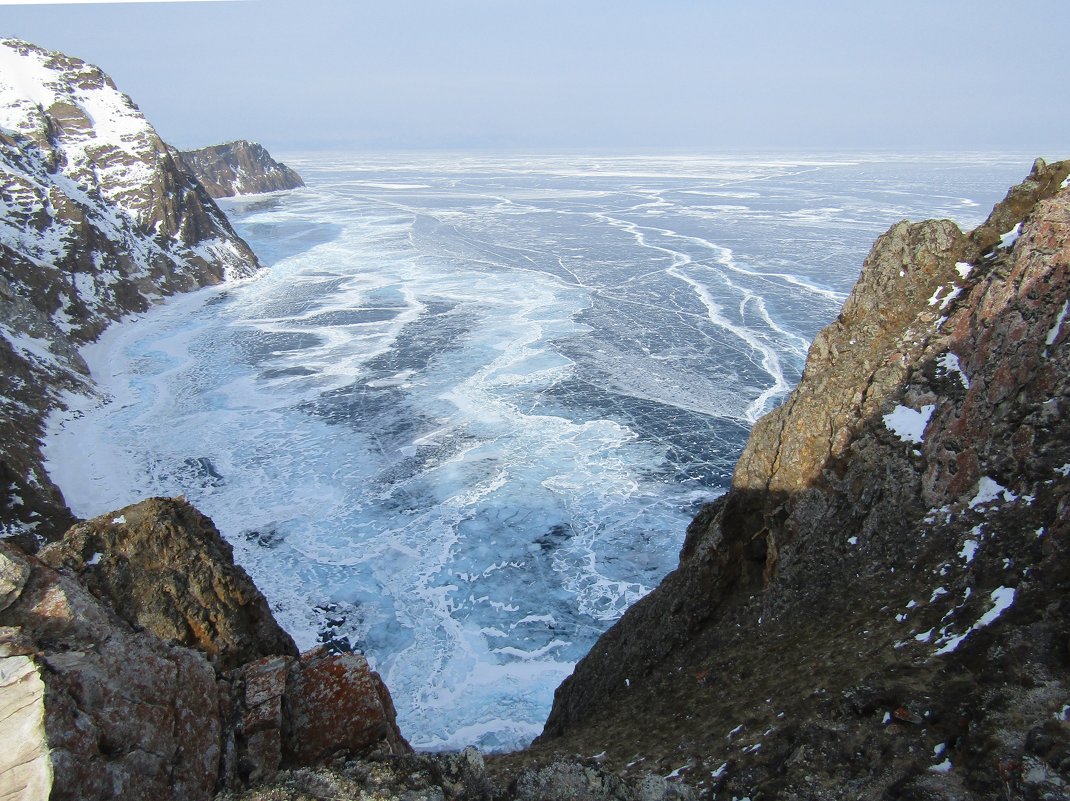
0;37;261;545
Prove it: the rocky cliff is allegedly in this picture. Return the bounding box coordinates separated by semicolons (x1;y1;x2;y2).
177;140;304;198
0;497;410;801
522;159;1070;799
0;38;261;547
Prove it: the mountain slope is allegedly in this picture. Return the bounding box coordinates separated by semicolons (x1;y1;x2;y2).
0;38;261;547
525;159;1070;800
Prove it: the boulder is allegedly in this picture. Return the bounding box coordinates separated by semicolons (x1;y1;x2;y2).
39;496;298;671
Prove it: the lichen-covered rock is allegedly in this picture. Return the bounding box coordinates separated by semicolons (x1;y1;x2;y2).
0;38;261;547
283;648;411;765
217;748;491;801
2;498;416;800
38;496;298;671
0;540;222;801
534;160;1070;800
511;762;696;801
177;140;304;198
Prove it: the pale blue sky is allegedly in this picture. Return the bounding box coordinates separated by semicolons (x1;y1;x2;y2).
4;0;1069;155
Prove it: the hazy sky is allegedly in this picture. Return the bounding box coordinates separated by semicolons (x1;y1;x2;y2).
4;0;1069;155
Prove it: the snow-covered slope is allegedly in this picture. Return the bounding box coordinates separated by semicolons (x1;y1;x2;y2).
0;38;261;545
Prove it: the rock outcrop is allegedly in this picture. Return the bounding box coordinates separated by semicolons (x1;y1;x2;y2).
0;38;261;548
38;497;298;671
177;140;304;198
0;538;223;801
0;497;411;801
531;159;1070;800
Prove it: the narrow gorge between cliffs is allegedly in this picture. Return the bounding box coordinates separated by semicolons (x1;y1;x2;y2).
43;153;1033;752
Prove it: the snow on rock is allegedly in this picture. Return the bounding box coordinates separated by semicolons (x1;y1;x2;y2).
934;586;1016;655
936;351;970;389
999;223;1021;248
883;403;936;444
969;477;1017;509
1046;299;1068;349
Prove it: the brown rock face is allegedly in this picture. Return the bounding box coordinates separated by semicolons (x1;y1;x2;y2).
38;496;298;671
1;498;413;800
177;140;304;198
534;160;1070;800
0;540;222;801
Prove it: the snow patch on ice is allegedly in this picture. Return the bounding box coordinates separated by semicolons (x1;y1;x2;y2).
883;404;935;444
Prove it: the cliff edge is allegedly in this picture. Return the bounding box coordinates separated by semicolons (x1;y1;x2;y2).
0;39;261;546
177;140;305;198
528;159;1070;800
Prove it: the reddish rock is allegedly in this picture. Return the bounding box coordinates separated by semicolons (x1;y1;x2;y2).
283;647;411;765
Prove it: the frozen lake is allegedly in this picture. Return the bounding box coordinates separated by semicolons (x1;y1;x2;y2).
45;153;1032;750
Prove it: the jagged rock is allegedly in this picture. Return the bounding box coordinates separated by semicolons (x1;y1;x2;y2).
0;540;222;801
0;38;261;546
533;160;1070;800
177;140;304;198
217;748;492;801
511;762;696;801
283;648;411;764
38;496;298;671
224;649;412;786
2;498;415;800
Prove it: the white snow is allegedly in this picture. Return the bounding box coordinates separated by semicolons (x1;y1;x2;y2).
935;586;1016;655
969;477;1017;508
111;515;125;525
929;586;948;602
883;404;936;444
711;762;728;779
929;759;952;774
959;540;979;563
86;552;102;566
847;536;858;546
954;262;973;279
1057;464;1070;477
999;223;1021;248
1046;300;1068;348
937;352;970;389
